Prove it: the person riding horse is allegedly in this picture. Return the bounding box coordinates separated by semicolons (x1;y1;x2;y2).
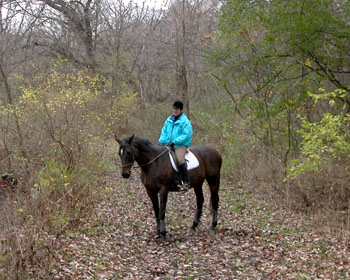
158;100;193;192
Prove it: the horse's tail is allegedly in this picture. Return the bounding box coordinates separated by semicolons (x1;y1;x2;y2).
203;147;222;215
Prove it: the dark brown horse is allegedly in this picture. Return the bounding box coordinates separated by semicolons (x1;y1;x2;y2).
115;135;222;240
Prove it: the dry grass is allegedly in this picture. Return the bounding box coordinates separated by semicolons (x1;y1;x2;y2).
234;146;350;239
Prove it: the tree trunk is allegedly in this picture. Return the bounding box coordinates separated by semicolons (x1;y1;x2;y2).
38;0;96;68
0;64;29;173
177;0;189;115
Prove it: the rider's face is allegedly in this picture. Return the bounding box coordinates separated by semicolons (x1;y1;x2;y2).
173;107;182;117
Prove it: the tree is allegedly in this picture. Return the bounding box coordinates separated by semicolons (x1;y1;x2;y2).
98;0;164;97
28;0;101;68
141;0;218;111
210;0;350;160
0;0;41;173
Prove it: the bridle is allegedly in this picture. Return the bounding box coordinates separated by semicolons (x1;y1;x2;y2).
121;146;170;169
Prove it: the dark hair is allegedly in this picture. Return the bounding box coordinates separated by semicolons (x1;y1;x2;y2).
173;100;183;110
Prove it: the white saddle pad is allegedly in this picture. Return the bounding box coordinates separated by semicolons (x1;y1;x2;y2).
169;150;199;172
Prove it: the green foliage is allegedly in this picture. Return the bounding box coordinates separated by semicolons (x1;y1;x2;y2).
288;112;350;179
208;0;350;216
191;100;255;180
307;88;348;111
210;0;350;155
288;88;350;179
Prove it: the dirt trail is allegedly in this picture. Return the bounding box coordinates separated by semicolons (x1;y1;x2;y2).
50;174;350;279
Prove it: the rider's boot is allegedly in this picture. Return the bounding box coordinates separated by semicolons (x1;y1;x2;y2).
174;173;181;190
179;163;190;192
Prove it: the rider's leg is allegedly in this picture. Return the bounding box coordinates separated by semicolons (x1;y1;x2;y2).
178;162;190;191
175;146;190;192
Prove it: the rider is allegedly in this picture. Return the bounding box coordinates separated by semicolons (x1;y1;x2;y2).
158;100;193;192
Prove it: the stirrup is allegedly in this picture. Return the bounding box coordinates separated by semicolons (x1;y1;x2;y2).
180;183;190;192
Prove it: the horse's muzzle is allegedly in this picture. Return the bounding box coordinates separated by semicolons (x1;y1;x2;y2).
122;172;130;178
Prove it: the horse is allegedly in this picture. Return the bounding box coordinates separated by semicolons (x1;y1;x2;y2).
115;135;222;241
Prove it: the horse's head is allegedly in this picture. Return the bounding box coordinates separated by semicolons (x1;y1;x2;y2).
115;134;138;178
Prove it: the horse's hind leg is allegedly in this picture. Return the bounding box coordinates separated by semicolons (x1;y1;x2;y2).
206;175;220;230
191;182;204;230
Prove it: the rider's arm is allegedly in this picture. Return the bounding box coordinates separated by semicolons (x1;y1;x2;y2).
158;120;170;145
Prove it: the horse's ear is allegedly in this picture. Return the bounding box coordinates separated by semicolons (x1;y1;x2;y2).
128;134;134;144
114;135;122;144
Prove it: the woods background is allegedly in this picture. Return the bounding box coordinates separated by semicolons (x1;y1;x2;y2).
1;0;350;278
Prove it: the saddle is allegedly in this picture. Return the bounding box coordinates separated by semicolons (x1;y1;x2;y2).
168;148;199;172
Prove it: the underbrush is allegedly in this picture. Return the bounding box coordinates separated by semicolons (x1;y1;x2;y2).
0;143;117;279
0;65;134;278
2;92;348;278
180;98;350;239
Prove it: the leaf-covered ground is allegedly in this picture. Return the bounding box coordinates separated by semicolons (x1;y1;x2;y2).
47;173;349;279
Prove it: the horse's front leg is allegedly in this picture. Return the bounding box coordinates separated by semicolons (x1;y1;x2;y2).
159;187;169;241
147;190;160;238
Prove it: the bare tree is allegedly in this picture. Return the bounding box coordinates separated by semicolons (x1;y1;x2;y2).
144;0;217;110
99;0;159;95
178;0;189;114
27;0;102;68
0;0;43;173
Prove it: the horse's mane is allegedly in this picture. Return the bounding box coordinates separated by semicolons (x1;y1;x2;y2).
133;136;153;147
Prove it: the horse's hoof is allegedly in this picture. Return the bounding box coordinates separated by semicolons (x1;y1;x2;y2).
191;221;198;230
190;223;197;231
161;235;167;241
154;230;161;239
180;185;190;192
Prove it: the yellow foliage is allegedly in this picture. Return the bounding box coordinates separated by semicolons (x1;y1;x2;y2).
329;99;335;106
0;64;140;175
17;70;109;130
304;58;312;67
8;67;137;169
0;100;5;117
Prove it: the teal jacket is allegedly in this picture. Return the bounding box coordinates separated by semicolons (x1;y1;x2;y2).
158;113;193;148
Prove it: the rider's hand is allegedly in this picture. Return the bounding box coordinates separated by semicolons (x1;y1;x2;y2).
168;142;175;148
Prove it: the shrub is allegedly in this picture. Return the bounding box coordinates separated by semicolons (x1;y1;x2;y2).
0;63;138;278
285;89;350;229
288;88;350;180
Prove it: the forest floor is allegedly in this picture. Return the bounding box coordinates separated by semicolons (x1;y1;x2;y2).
46;172;350;279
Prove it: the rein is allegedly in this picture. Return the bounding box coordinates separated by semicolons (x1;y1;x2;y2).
122;146;170;168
